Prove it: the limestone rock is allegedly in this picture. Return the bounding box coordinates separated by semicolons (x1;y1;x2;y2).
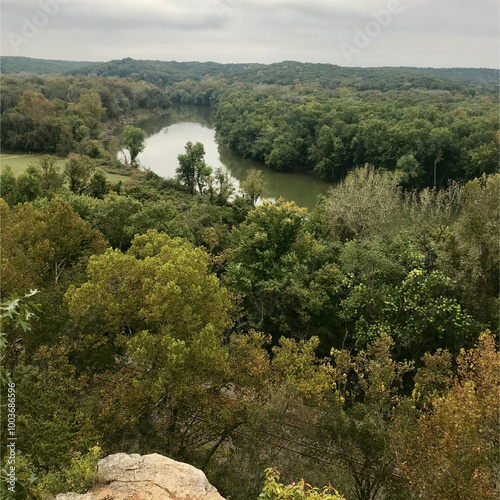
55;453;225;500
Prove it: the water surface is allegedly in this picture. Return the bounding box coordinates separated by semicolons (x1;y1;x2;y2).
132;106;333;210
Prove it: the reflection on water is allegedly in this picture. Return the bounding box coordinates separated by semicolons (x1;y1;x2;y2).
131;106;333;210
218;145;333;209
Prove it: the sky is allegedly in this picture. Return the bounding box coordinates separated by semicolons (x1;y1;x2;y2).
1;0;499;68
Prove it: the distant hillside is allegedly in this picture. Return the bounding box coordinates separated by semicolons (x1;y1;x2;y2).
395;66;500;87
1;56;498;92
60;58;474;92
0;56;96;75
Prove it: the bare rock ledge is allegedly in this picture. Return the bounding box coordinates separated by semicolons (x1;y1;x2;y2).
56;453;225;500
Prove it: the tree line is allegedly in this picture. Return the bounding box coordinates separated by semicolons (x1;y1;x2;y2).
1;69;498;191
160;74;499;189
3;56;499;91
211;84;498;189
0;74;169;157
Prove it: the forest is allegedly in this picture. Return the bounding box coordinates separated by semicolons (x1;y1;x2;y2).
0;57;499;500
1;59;498;189
2;56;499;90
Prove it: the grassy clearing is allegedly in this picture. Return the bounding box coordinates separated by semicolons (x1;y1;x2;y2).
104;171;134;183
1;153;132;183
1;153;64;176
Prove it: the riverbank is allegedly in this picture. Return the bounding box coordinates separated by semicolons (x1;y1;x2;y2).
0;107;167;184
100;108;170;141
131;105;333;210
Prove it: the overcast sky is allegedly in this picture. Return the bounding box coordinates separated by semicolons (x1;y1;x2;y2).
1;0;499;68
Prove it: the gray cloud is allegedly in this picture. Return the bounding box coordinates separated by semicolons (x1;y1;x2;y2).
3;0;222;32
1;0;498;68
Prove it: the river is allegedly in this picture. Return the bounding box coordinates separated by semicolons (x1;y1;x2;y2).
131;106;333;210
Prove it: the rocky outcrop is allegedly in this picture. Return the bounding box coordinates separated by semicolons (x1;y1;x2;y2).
56;453;225;500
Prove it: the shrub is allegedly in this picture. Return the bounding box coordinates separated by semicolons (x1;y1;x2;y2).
259;468;345;500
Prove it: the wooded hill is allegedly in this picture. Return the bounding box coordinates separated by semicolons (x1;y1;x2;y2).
2;56;499;91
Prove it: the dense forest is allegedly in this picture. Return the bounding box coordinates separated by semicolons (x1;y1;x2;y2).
0;57;499;499
0;73;170;156
1;57;498;189
211;84;498;188
2;56;499;91
0;57;93;76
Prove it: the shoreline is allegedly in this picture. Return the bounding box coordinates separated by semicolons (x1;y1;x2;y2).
100;108;170;141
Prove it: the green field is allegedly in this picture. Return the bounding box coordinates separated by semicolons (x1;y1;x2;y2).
1;153;62;175
1;153;131;183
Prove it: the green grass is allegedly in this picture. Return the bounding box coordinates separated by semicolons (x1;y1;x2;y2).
1;153;131;183
1;153;63;175
104;172;132;183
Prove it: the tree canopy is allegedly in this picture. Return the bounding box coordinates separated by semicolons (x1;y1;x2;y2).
0;57;498;500
122;125;146;166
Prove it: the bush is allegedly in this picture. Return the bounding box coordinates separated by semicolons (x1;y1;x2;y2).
259;468;345;500
0;453;37;500
33;446;101;496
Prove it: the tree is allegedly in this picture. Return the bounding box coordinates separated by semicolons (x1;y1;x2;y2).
402;181;462;269
466;142;500;178
66;230;233;342
398;332;499;499
0;198;107;296
427;127;454;188
107;136;121;160
62;192;143;250
354;119;391;170
87;169;109;199
208;332;339;499
224;198;337;343
0;166;19;206
0;290;39;382
266;132;303;171
194;159;213;195
320;334;414;500
176;141;207;194
320;165;403;241
16;165;42;203
387;269;475;354
93;194;142;250
211;167;235;205
259;467;344;500
35;155;64;194
240;169;268;205
125;199;184;241
4;342;100;489
310;126;350;181
64;154;97;195
396;152;424;189
69;93;106;139
64;230;236;458
340;255;477;355
437;174;500;329
122;125;146;166
18;90;55;124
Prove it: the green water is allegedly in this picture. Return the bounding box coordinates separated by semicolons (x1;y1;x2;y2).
133;106;333;210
